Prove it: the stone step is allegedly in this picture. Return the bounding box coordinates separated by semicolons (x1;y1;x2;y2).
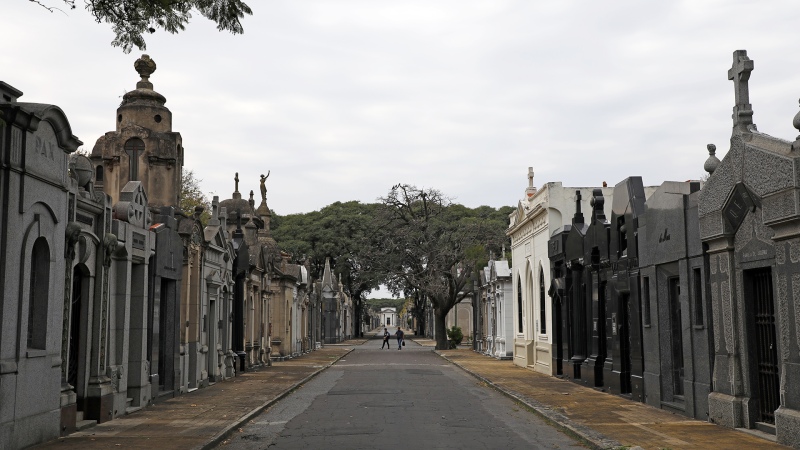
125;405;142;415
755;421;777;436
76;419;96;431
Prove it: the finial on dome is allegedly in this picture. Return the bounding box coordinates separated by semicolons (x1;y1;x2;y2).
134;54;157;90
704;144;720;175
791;99;800;152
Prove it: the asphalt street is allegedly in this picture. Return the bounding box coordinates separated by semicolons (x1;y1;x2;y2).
218;329;585;450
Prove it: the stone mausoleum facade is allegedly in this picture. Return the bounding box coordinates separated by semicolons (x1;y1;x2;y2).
699;50;800;444
507;168;613;375
0;55;327;448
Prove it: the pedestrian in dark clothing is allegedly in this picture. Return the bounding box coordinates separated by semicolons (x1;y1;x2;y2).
396;327;405;350
381;328;390;349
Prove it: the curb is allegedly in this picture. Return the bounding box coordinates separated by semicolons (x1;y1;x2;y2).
436;351;621;450
199;348;354;450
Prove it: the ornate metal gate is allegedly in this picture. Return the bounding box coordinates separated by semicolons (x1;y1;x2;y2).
619;293;631;394
749;268;780;424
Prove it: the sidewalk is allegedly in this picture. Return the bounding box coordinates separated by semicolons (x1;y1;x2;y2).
436;349;787;450
34;346;355;450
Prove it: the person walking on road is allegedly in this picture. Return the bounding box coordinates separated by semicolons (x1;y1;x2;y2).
395;326;405;350
381;328;390;349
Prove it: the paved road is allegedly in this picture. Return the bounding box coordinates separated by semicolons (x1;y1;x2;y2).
218;329;585;450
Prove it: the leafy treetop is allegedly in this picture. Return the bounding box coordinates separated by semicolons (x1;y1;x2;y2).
180;169;211;226
35;0;253;53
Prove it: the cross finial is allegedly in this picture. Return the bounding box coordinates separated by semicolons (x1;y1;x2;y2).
728;50;755;133
525;166;537;198
572;190;584;225
234;172;239;193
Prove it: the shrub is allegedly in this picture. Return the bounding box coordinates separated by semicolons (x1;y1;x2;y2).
447;326;463;346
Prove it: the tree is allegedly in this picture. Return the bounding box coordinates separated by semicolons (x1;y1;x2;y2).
35;0;253;53
372;184;505;350
272;201;384;337
180;169;211;225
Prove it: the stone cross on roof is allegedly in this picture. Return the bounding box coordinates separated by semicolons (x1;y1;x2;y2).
572;190;584;225
525;166;537;198
728;50;755;133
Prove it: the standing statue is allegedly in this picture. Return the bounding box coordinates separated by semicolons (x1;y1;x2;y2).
260;170;270;202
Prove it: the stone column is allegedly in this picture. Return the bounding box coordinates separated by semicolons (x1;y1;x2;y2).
85;233;116;423
706;237;747;428
125;261;151;408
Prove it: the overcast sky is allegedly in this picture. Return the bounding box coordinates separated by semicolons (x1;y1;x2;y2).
4;1;800;219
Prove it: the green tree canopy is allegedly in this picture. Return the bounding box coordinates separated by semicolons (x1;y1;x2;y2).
38;0;252;53
180;169;211;225
371;184;509;349
272;201;383;337
365;298;406;313
271;193;512;343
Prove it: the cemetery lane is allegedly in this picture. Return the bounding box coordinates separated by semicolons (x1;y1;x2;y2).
218;329;584;450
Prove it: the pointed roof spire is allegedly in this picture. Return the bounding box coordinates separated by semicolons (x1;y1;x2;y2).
322;257;333;287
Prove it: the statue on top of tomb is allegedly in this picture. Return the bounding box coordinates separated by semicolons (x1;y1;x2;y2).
260;171;270;202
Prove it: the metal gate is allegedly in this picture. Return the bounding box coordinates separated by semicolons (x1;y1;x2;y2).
619;293;631;394
668;277;684;397
749;268;780;424
68;270;82;390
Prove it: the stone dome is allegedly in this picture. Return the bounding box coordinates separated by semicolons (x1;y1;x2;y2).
259;235;281;264
219;197;252;223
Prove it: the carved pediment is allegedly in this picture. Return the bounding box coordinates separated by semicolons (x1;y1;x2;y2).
735;207;774;263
